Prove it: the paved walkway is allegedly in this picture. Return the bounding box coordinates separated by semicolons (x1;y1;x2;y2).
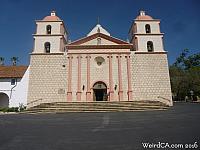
0;102;200;150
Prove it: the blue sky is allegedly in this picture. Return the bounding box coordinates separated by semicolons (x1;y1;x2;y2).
0;0;199;65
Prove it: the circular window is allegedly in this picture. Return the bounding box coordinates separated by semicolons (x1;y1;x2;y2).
95;56;105;66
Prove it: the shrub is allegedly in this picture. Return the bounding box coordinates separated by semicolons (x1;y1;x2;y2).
0;107;19;112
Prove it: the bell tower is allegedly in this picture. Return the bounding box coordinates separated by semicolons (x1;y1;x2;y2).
28;11;69;108
129;10;173;106
33;11;68;53
129;11;164;52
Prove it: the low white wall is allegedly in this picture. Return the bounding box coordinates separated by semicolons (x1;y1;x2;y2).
0;66;30;107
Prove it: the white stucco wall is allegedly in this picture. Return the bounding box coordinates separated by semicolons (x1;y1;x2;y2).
135;21;160;34
36;22;63;35
0;78;16;106
9;67;30;107
136;35;164;52
33;36;63;53
33;21;67;54
0;67;29;107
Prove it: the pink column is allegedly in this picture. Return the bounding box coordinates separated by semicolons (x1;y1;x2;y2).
108;55;114;101
86;55;92;101
67;55;72;101
76;55;81;101
126;55;133;101
117;55;123;101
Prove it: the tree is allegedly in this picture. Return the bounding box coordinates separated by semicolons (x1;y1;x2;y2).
170;49;200;101
0;57;4;66
10;57;19;66
173;48;200;70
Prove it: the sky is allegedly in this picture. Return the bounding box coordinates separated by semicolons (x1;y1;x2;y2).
0;0;199;65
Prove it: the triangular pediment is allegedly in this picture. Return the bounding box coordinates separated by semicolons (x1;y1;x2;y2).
69;33;129;46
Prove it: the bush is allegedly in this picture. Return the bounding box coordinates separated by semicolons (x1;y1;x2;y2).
0;107;19;112
7;107;19;112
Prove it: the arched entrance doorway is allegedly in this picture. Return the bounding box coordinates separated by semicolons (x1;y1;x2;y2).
93;81;107;101
0;93;9;107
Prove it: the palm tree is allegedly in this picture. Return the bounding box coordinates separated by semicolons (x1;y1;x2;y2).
0;57;4;66
11;57;19;66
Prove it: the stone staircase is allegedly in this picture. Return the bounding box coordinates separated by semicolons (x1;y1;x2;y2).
25;101;170;113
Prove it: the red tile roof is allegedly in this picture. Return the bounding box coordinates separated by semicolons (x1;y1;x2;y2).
135;15;153;20
0;66;28;78
42;15;61;21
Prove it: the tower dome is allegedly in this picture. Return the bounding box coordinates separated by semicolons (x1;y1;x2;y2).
135;11;153;20
42;11;61;21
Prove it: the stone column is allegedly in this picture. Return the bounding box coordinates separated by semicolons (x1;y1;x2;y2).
117;55;123;101
86;55;92;101
76;55;81;101
126;55;133;101
108;55;114;101
67;55;72;101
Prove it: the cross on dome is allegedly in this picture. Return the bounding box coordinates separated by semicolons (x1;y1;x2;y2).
42;10;61;21
51;10;56;16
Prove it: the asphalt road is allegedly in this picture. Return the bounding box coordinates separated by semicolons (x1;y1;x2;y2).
0;102;200;150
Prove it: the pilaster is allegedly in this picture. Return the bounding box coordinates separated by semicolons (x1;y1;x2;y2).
117;55;123;101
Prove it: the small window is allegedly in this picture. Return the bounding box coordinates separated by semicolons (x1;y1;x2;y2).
145;24;151;33
147;41;154;52
97;38;101;45
44;42;51;53
11;78;16;85
46;25;52;34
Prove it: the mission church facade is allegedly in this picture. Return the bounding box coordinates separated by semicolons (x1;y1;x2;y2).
27;10;173;108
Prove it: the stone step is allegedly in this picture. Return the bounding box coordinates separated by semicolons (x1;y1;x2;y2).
37;105;167;109
26;101;169;113
43;103;165;106
53;101;166;105
25;108;167;114
38;105;166;109
39;101;167;107
30;106;168;110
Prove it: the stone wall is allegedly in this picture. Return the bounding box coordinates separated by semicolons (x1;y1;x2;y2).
27;54;67;108
130;52;173;106
27;52;131;107
28;52;172;107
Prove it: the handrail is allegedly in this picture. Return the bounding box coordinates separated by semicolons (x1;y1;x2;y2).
157;96;171;102
27;98;42;106
157;96;173;106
